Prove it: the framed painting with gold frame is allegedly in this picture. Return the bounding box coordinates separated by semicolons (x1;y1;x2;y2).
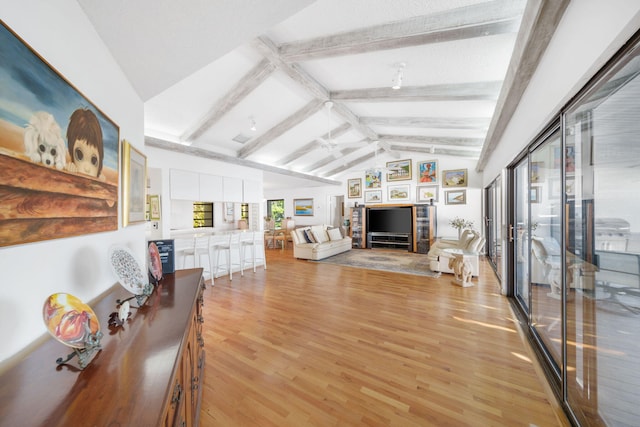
122;139;146;226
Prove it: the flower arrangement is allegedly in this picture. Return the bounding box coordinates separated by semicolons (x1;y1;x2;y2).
449;217;474;231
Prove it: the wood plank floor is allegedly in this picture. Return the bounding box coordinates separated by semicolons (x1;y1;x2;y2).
199;248;569;426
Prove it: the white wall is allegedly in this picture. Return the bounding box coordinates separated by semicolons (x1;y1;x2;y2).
266;155;483;238
0;0;145;362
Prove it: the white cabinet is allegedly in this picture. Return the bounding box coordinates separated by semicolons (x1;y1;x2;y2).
170;169;199;201
243;179;261;202
170;169;256;203
223;177;243;202
199;174;223;201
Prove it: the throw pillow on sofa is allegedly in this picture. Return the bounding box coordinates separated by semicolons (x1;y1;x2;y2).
327;227;342;241
303;229;315;243
312;229;329;243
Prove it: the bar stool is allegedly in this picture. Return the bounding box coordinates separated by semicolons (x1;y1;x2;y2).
240;230;267;274
181;235;212;280
209;232;240;281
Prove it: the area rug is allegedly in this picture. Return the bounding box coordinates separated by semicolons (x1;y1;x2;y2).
312;250;441;278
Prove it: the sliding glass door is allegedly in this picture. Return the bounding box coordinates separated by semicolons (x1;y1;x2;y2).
513;159;529;312
507;30;640;427
563;36;640;427
485;176;503;280
529;127;562;375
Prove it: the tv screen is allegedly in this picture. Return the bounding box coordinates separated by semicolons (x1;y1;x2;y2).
367;207;412;234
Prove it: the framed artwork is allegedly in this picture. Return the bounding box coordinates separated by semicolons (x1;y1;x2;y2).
386;159;412;181
442;169;467;187
388;184;410;201
148;195;161;220
122;139;147;227
445;189;466;205
365;169;382;188
530;186;541;203
364;190;382;204
348;178;362;198
417;160;438;184
530;162;544;183
566;177;576;198
565;146;576;173
0;21;120;247
294;198;314;216
224;202;234;222
417;185;439;203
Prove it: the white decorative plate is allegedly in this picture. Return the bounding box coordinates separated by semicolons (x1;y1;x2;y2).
109;246;147;294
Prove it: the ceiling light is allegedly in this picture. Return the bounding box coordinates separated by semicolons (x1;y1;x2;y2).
391;62;406;90
249;116;256;132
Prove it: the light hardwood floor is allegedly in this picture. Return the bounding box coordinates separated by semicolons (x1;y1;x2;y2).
199;248;570;426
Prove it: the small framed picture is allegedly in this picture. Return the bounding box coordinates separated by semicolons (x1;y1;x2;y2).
445;189;466;205
122;139;147;227
294;198;314;216
364;190;382;204
530;162;544;183
417;185;439;203
365;169;382;188
386;159;412;181
387;184;410;201
348;178;362;198
417;160;438;184
530;186;541;203
148;194;161;220
442;169;467;187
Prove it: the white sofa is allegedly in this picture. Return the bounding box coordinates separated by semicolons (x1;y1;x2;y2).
427;229;485;276
290;225;352;260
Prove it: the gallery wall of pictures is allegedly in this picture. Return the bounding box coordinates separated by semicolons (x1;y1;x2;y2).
347;158;468;206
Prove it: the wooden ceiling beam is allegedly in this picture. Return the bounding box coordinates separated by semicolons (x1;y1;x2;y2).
306;146;361;172
238;99;324;159
323;151;378;177
476;0;570;171
146;136;340;186
181;58;275;142
378;134;484;147
390;144;481;158
331;81;502;102
278;123;352;166
252;36;379;150
360;116;490;130
278;0;525;62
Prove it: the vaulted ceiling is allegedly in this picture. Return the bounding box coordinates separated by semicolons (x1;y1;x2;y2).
78;0;568;189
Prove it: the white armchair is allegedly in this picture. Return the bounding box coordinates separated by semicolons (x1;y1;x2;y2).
427;230;485;276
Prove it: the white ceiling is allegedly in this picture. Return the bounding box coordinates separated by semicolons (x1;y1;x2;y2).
77;0;564;189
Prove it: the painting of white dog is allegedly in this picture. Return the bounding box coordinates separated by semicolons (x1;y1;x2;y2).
23;111;67;170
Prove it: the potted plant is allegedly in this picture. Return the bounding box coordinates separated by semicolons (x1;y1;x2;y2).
449;216;474;239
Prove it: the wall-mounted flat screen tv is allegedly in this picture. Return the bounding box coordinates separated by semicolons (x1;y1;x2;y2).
367;207;412;234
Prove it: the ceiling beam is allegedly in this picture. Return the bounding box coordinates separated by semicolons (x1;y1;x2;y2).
306;146;361;172
378;134;484;147
323;151;378;177
181;58;276;142
389;144;481;158
360;116;490;130
476;0;570;172
331;81;502;102
145;136;340;186
251;36;379;152
238;99;324;159
277;122;352;166
278;0;526;62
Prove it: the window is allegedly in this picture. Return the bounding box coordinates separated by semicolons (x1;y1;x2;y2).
193;202;213;228
266;199;284;228
240;203;249;220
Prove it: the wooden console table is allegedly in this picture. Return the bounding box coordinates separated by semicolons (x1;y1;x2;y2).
0;268;205;427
